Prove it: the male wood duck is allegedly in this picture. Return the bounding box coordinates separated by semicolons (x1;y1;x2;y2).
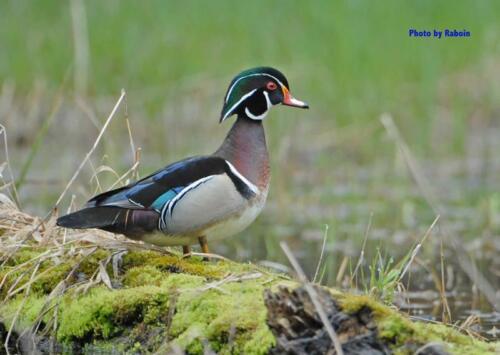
57;67;308;255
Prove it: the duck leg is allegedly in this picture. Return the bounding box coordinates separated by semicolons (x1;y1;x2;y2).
182;245;191;256
198;236;209;259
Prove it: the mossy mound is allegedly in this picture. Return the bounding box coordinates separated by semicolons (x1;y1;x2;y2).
1;247;281;354
0;247;498;354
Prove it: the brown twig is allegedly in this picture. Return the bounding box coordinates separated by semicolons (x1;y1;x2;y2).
54;89;126;208
280;242;344;355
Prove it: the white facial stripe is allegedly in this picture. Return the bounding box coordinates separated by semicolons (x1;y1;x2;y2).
225;161;259;194
225;73;287;103
222;89;257;121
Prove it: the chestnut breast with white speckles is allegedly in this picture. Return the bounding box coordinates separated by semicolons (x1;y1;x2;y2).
215;116;270;191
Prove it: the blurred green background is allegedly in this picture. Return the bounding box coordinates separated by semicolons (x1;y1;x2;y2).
1;0;499;300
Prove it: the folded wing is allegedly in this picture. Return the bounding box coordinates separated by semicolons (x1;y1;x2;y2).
56;156;257;237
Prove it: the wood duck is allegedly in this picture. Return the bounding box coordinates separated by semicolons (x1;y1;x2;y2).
57;67;308;255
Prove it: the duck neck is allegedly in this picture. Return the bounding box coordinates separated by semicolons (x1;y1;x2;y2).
215;116;270;190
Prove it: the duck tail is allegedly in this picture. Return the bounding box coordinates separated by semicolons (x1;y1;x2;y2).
56;207;159;236
56;207;125;229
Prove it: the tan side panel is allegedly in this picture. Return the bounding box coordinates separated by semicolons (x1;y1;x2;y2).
165;175;246;235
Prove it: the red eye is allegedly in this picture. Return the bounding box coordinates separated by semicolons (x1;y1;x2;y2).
266;81;278;91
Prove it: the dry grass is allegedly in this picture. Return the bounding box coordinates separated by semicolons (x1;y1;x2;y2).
0;192;179;353
0;191;175;278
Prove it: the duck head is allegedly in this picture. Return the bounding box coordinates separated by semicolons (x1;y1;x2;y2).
220;67;308;122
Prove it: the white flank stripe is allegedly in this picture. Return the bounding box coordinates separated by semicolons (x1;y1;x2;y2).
167;176;214;216
158;175;214;231
225;161;259;195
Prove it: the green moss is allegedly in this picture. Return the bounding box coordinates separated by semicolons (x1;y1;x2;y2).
2;247;498;354
0;248;113;300
150;255;225;279
31;261;73;295
48;269;275;352
0;260;70;299
339;294;499;354
8;248;47;265
160;273;206;290
0;294;47;330
0;268;24;299
121;250;158;268
339;294;392;316
123;265;164;287
77;249;111;276
168;274;275;354
54;269;275;352
57;285;169;341
122;250;260;280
